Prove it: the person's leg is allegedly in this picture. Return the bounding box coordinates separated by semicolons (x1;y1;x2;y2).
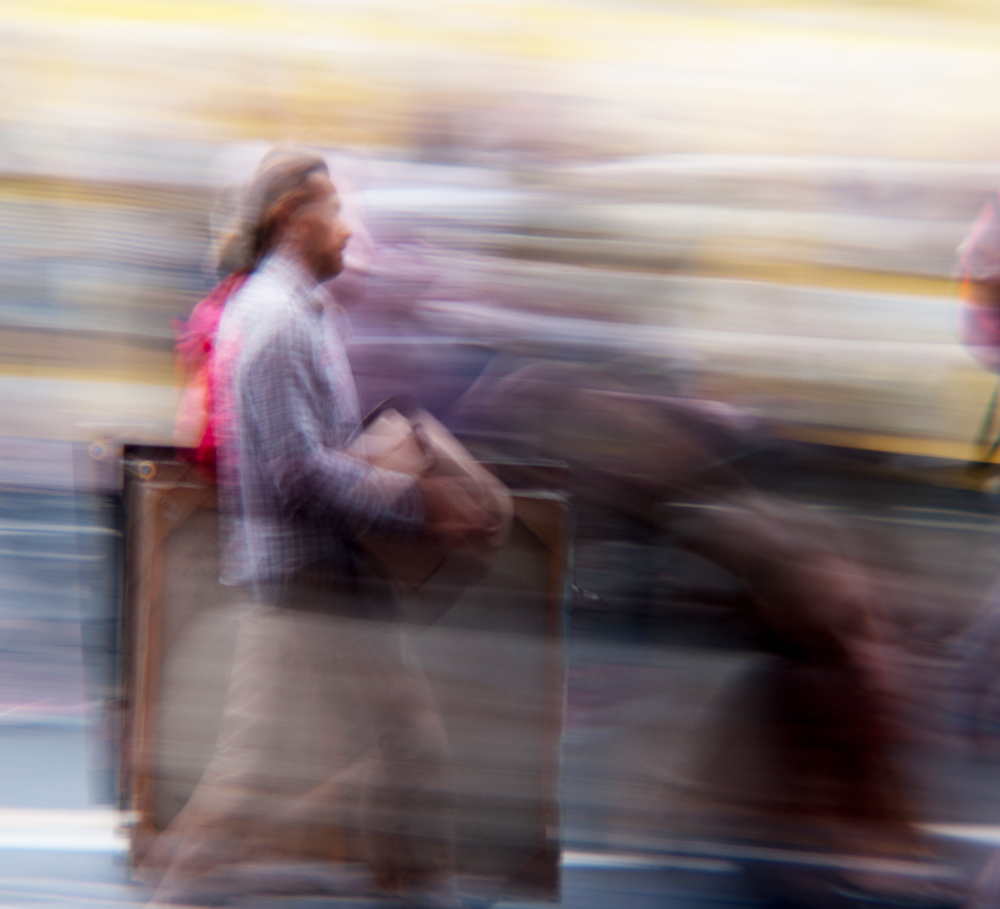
296;601;455;903
146;605;352;902
361;628;454;895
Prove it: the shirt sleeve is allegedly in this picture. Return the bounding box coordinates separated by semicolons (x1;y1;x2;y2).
240;319;425;537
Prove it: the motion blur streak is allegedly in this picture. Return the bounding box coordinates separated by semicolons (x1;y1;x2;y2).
0;0;999;446
0;2;1000;909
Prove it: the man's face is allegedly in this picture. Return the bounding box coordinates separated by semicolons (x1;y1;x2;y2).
291;173;351;282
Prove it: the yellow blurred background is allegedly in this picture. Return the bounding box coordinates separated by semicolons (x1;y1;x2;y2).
3;0;1000;459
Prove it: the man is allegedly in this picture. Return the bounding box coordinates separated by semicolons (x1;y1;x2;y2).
148;149;484;908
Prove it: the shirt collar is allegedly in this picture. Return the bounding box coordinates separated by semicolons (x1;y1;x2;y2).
261;251;324;312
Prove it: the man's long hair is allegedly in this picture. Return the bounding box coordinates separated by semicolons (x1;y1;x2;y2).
217;148;330;276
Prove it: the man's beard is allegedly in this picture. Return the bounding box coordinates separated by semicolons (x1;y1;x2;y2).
312;249;343;282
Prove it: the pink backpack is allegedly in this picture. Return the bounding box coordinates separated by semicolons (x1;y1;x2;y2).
172;272;247;479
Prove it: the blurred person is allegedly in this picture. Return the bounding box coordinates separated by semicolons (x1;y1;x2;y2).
958;191;1000;376
172;157;374;478
453;366;953;906
146;148;490;908
671;495;956;909
957;192;1000;465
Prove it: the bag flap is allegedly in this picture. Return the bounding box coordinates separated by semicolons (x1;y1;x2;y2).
346;409;429;476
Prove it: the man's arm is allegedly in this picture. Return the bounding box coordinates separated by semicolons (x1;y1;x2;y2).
241;323;424;536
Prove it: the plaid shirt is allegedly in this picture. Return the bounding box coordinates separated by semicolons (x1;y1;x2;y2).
215;252;424;592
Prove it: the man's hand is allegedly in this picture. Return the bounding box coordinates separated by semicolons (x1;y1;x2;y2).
419;476;499;545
